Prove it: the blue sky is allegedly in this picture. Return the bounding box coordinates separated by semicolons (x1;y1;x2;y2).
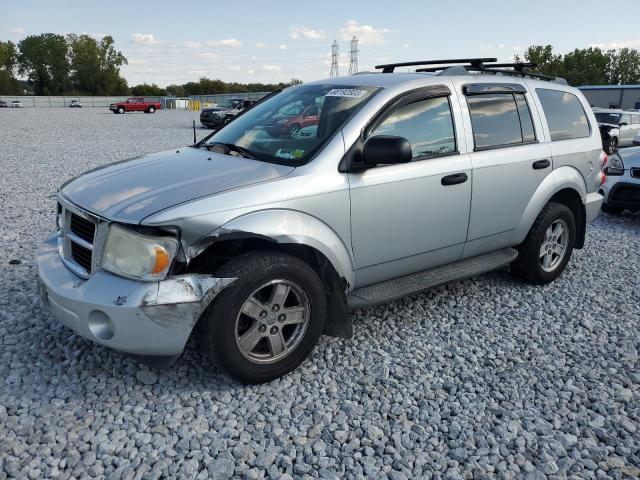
2;0;640;86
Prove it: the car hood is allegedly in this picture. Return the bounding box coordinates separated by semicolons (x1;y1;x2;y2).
61;147;294;223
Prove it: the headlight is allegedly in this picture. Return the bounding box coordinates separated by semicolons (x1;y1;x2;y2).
101;224;178;281
605;154;624;175
277;119;289;124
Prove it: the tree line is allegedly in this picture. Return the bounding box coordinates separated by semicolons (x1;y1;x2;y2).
2;35;640;96
516;45;640;85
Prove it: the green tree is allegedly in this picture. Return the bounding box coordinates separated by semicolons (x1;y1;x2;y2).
561;47;611;85
517;45;564;79
130;83;166;96
166;84;185;97
18;33;70;94
0;40;22;94
67;34;128;95
608;48;640;84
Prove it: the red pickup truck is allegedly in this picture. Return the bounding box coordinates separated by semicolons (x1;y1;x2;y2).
109;97;161;114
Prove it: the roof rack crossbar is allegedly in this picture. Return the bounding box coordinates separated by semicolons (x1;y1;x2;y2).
414;62;563;83
375;58;497;73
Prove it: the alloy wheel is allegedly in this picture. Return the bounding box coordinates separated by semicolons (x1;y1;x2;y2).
234;279;311;364
539;219;569;272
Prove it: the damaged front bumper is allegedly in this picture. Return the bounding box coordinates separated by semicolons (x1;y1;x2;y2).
36;232;234;362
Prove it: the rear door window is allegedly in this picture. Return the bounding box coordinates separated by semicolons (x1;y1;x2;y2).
536;89;590;141
466;93;536;149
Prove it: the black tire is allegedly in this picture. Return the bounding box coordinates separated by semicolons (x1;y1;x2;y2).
148;106;155;113
601;204;623;215
511;202;576;285
117;107;125;114
199;251;326;384
606;137;618;154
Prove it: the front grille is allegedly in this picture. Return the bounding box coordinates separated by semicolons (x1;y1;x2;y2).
70;242;92;271
630;167;640;179
70;213;96;243
57;200;100;277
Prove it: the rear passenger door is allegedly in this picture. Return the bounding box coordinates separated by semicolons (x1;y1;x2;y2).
455;82;552;258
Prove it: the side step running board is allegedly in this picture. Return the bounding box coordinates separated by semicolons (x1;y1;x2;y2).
348;248;518;309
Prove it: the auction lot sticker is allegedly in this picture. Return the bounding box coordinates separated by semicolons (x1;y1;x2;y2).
326;89;367;98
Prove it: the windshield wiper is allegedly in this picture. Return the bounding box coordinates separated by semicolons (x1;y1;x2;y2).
203;142;256;159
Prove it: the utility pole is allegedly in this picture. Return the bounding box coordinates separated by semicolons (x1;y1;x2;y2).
329;40;340;78
348;36;359;75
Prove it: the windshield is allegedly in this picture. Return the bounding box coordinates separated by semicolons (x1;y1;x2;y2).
218;99;241;109
595;112;621;125
202;84;380;165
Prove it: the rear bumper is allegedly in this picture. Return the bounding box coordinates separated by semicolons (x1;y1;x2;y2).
36;232;234;359
584;191;604;223
603;182;640;210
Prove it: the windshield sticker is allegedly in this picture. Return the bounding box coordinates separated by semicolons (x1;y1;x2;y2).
326;89;367;98
274;148;305;159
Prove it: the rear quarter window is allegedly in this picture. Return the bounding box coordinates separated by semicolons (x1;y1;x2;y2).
536;89;591;141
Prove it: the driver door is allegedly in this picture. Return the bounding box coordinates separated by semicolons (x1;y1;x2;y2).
348;88;472;286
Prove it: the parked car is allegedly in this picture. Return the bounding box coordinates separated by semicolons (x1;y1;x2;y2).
600;147;640;214
11;100;22;108
69;99;82;108
263;103;320;138
200;98;257;129
0;100;7;108
37;58;604;383
109;97;161;114
634;131;640;146
593;108;640;153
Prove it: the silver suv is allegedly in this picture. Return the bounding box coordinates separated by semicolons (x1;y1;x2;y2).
37;58;605;383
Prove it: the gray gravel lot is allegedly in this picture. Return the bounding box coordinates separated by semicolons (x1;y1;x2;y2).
1;108;639;479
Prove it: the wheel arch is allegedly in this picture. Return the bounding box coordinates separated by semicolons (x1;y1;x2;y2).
186;209;355;338
514;166;587;248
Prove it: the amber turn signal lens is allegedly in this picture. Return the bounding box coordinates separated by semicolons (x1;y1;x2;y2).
151;246;170;274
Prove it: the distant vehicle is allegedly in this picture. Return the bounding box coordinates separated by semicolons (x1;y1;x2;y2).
0;100;7;108
634;131;640;146
11;100;23;108
69;99;82;108
593;108;640;153
109;97;161;114
600;147;640;214
264;103;320;138
297;124;318;139
200;98;257;129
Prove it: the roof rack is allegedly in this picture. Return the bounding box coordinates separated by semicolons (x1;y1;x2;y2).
375;58;497;73
413;61;567;84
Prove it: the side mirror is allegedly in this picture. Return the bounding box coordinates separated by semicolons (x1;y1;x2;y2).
362;135;412;167
619;122;628;126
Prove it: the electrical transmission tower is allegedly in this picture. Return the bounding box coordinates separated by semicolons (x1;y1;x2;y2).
329;40;340;78
348;36;359;75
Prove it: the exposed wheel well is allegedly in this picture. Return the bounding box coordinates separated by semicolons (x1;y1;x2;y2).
548;188;586;249
186;236;352;338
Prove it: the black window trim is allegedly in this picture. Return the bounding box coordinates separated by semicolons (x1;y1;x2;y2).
465;90;539;152
340;85;459;172
535;88;592;142
463;82;527;96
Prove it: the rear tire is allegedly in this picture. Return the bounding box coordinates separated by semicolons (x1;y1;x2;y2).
511;202;576;285
148;106;155;113
198;251;326;384
606;137;618;154
117;107;125;114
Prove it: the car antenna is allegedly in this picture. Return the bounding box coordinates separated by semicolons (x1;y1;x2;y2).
192;120;197;144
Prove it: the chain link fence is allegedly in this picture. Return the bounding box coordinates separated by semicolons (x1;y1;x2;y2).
0;92;271;109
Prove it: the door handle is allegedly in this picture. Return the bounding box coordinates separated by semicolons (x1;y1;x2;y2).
532;159;551;170
441;173;468;186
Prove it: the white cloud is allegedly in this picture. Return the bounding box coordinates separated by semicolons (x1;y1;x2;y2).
278;44;288;50
132;33;159;45
338;20;390;45
591;38;640;50
183;41;202;48
402;43;409;48
289;26;326;40
11;27;24;36
247;69;255;75
207;38;242;47
263;65;282;72
255;42;266;48
128;59;147;66
198;52;220;61
228;65;241;71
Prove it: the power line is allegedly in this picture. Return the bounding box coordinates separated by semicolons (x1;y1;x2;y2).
349;36;359;75
329;40;340;78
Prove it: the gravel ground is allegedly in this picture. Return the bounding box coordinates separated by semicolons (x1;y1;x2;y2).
1;108;639;480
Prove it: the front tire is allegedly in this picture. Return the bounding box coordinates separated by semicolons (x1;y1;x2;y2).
199;251;326;384
148;106;156;113
117;107;125;114
511;202;576;285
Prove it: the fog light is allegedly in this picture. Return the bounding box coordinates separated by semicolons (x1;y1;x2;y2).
88;310;115;340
